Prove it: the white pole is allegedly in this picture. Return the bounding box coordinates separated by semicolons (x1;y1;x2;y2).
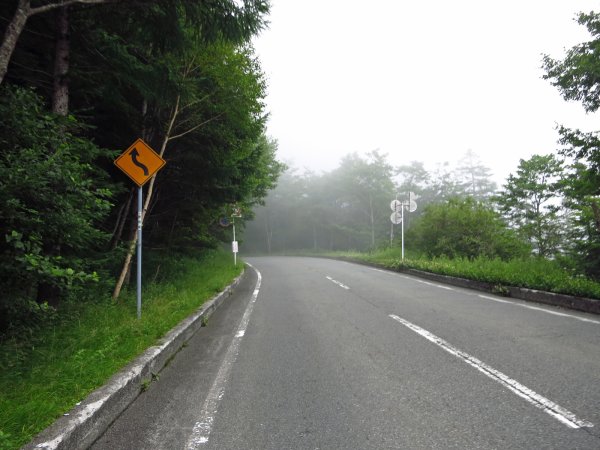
233;218;237;266
401;204;405;260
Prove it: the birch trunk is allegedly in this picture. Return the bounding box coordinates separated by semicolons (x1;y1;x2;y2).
0;0;30;84
52;6;70;115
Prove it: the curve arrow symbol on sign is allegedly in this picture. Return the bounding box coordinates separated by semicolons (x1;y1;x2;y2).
129;148;149;176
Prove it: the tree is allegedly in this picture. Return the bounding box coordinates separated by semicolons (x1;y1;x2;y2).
429;161;463;201
331;151;395;249
0;0;121;86
0;0;270;86
542;10;600;275
456;149;497;201
494;154;564;257
112;36;273;298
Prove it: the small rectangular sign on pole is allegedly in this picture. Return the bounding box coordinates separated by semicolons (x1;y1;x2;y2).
114;138;166;319
232;241;239;253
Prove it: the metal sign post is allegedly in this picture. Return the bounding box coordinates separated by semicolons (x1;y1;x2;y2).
137;187;142;320
232;217;238;266
114;138;166;319
401;204;405;260
231;206;242;266
390;194;417;261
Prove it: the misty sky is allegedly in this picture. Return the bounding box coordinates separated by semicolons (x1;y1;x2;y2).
253;0;600;185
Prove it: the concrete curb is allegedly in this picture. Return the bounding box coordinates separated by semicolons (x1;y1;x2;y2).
332;257;600;315
24;269;246;450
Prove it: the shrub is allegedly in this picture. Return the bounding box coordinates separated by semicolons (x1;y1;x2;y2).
0;86;116;332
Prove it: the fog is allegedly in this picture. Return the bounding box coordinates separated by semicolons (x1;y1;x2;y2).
254;0;600;184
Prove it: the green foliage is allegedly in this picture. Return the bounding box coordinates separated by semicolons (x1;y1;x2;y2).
0;85;115;331
494;154;564;257
542;11;600;113
0;0;280;328
407;197;530;260
139;40;282;249
0;248;242;449
542;11;600;278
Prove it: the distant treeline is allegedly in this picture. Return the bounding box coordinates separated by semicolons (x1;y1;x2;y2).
244;145;600;279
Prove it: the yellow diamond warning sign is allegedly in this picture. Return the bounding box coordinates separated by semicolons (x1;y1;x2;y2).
115;138;166;187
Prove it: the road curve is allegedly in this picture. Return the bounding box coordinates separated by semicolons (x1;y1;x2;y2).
92;256;600;449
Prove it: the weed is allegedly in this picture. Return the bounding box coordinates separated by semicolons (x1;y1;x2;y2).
492;285;510;296
140;379;151;392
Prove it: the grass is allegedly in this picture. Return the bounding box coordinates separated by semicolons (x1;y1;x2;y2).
319;247;600;300
0;248;242;450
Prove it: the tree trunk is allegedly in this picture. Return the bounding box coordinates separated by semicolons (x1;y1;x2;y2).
1;0;123;86
112;210;138;298
52;6;70;115
264;214;272;254
590;199;600;235
0;0;30;85
110;187;134;249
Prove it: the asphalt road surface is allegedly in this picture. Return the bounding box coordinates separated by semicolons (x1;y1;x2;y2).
92;257;600;449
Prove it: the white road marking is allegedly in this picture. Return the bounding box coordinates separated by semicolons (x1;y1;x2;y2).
370;268;454;291
370;267;598;325
389;314;593;429
326;275;350;290
186;264;262;449
420;280;454;291
478;295;600;325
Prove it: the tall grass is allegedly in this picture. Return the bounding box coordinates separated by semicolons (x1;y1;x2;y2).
0;249;242;450
326;248;600;300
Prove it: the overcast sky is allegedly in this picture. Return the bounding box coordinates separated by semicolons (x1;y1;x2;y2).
253;0;600;185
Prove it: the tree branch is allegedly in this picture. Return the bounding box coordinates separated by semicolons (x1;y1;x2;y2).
167;113;224;141
30;0;122;15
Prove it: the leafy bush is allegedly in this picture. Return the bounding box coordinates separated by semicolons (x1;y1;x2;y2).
407;197;530;260
0;86;116;332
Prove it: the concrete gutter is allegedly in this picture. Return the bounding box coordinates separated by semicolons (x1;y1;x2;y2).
333;257;600;315
23;269;246;450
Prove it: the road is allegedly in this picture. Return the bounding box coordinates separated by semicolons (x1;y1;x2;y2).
92;257;600;449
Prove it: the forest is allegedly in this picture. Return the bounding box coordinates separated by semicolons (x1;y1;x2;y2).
0;0;284;333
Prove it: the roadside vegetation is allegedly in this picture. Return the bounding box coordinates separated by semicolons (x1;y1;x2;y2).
0;248;242;450
325;248;600;300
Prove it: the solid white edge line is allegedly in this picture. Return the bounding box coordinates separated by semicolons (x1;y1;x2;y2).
370;268;454;291
389;314;594;429
478;295;600;325
371;267;598;325
186;263;262;449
